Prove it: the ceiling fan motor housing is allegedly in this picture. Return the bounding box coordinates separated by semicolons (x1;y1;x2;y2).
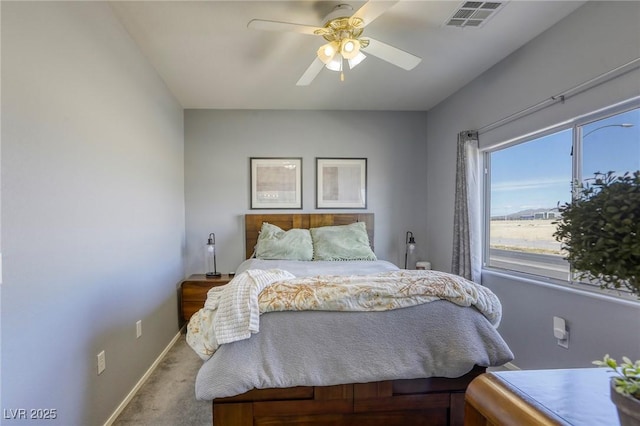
317;4;368;49
322;4;354;25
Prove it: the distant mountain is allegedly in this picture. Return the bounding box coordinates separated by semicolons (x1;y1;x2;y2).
492;207;560;220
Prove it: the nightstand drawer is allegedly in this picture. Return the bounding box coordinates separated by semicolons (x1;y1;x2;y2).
182;283;214;301
180;274;233;323
182;302;209;322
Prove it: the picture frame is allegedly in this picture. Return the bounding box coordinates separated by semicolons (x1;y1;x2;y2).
250;157;302;209
316;158;367;209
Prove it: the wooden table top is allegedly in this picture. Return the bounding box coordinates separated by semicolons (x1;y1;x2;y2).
487;368;618;425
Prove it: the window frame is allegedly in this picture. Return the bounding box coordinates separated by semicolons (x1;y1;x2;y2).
482;98;640;298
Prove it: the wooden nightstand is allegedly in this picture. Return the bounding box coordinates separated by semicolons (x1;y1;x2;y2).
180;274;233;323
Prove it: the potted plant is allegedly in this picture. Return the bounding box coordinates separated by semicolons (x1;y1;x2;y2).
593;355;640;426
553;170;640;296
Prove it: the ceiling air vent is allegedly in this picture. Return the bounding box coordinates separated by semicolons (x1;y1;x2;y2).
445;1;505;28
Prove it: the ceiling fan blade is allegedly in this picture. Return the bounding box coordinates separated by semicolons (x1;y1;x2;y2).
351;0;399;26
247;19;322;36
362;37;422;70
296;58;325;86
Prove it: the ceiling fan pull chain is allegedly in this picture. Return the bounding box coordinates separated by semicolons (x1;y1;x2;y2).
341;71;345;82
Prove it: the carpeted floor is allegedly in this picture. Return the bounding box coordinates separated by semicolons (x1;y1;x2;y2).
112;332;511;425
113;333;211;426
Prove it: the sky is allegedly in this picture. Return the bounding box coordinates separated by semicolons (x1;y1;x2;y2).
490;107;640;217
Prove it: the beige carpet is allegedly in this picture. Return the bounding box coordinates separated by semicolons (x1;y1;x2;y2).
112;332;511;425
113;333;211;426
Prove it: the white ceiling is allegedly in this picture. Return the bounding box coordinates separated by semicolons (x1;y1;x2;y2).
110;1;585;111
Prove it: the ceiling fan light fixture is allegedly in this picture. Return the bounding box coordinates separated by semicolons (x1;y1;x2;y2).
317;41;339;64
325;55;343;72
340;38;361;59
347;51;366;69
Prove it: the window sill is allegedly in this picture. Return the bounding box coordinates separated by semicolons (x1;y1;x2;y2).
482;267;640;307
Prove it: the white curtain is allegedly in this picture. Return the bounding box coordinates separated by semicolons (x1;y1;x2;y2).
452;131;481;282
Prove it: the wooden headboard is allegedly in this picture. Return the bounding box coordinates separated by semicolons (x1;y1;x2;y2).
245;213;374;259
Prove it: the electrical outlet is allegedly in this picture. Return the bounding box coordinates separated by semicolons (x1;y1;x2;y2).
97;351;106;375
557;331;570;349
136;320;142;338
558;332;569;349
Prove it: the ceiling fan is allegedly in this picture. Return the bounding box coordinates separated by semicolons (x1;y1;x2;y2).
248;1;422;86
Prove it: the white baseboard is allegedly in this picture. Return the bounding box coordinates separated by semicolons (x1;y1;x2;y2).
103;331;182;426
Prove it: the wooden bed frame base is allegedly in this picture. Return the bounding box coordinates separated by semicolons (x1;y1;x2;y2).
211;366;485;425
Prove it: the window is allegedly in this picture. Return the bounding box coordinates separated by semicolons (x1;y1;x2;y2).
580;110;640;186
487;129;572;280
485;103;640;290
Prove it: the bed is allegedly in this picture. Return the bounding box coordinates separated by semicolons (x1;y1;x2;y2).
187;213;513;425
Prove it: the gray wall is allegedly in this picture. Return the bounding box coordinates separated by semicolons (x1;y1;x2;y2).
426;1;640;368
184;110;428;275
1;2;185;425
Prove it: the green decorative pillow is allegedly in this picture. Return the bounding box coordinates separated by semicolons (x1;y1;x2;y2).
255;222;313;261
310;222;377;261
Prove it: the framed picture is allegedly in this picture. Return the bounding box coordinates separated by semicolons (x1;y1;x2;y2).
250;157;302;209
316;158;367;209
